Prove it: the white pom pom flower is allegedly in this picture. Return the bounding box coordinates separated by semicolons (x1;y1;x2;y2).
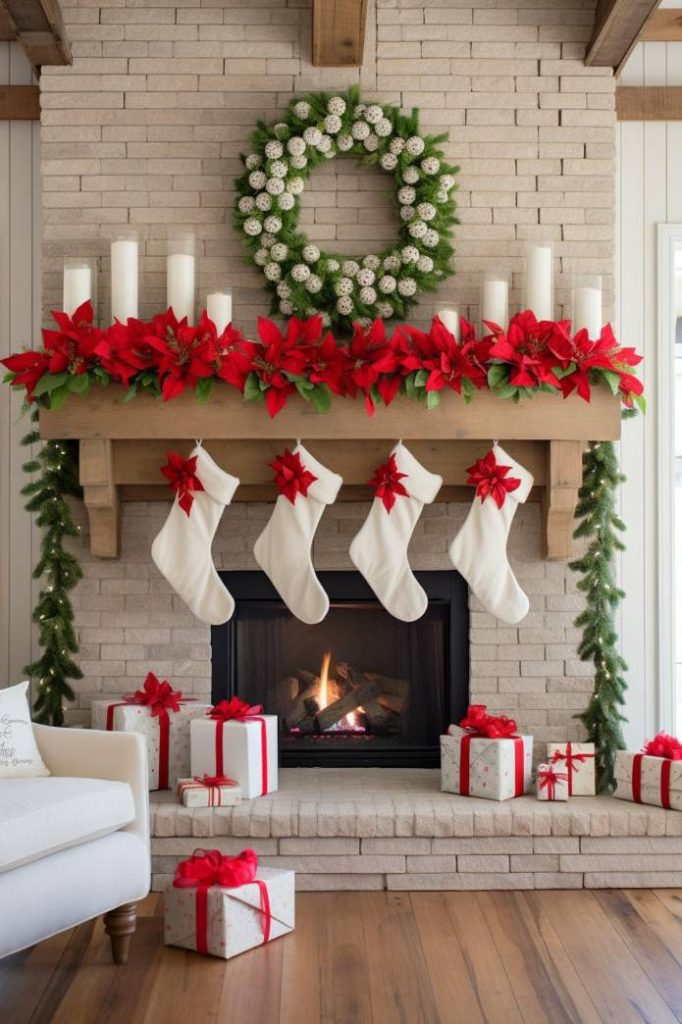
398;277;417;297
327;96;346;116
293;100;310;120
363;254;380;270
337;134;353;152
406;136;425;157
353;104;366;120
317;134;333;153
377;302;394;318
270;160;288;178
336;295;353;315
266;177;284;196
389;138;405;155
440;174;455;191
436;188;448;203
271;242;288;261
264;262;281;281
383;254;401;272
303;244;320;263
287;136;306;157
402;166;420;185
379;275;397;294
248;170;266;190
287;177;305;195
245;154;262;170
244;217;262;237
263;215;282;234
306;274;322;293
408;219;427;239
280;299;294;315
254;248;269;266
278;191;295;210
264;140;283;160
364;134;379;152
376;117;392;137
238;196;255;213
417;202;436;221
303;126;322;146
356;267;375;287
423;229;439;248
291;263;311;283
342;260;360;278
365;104;383;124
261;233;276;248
398;185;416;205
401;245;419;264
335;277;353;297
400;206;415;222
255;192;272;211
289;154;307;170
380;152;398;171
326;259;340;272
417;255;434;273
324;114;342;135
277;281;292;299
421;156;440;175
360;286;377;305
351;121;370;141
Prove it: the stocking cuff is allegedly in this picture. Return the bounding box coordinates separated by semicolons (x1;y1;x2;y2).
294;443;343;505
393;442;443;504
192;445;240;505
492;444;533;504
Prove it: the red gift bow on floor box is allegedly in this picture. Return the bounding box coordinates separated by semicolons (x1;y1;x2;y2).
207;697;269;797
537;765;569;800
457;704;524;797
631;732;682;808
105;672;195;789
549;741;595;796
176;774;239;807
172;848;271;955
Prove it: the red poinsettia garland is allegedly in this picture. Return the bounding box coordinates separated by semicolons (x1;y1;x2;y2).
2;305;645;417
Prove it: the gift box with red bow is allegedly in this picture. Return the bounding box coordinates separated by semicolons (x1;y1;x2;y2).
176;775;242;808
614;733;682;810
190;697;278;799
164;848;295;959
92;672;211;791
440;705;533;801
546;742;595;796
535;763;569;801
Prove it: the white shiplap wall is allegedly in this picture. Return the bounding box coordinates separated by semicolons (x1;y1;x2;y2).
0;43;41;687
618;39;682;744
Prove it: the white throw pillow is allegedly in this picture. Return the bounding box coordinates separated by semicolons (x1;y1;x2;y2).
0;682;49;778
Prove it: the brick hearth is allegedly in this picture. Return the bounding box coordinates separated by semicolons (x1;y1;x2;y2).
150;769;682;892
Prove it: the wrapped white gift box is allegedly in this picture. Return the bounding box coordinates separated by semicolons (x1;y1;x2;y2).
440;724;533;801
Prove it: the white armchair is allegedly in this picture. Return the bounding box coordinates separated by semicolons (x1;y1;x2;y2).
0;725;151;962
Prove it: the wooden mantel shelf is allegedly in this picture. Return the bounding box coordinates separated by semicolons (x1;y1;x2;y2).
40;387;621;562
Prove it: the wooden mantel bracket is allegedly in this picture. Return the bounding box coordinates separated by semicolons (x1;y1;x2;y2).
40;388;620;562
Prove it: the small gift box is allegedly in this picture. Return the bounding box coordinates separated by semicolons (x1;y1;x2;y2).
546;741;595;796
190;697;278;800
440;705;533;801
536;763;569;801
164;848;295;959
92;672;211;791
176;775;242;808
614;733;682;810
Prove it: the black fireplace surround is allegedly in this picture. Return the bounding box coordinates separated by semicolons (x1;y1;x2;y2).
212;571;469;768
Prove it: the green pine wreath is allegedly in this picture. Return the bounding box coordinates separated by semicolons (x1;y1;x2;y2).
234;86;459;334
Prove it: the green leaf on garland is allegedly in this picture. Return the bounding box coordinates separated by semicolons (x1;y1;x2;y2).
195;377;213;405
48;385;70;411
601;370;621;396
32;373;68;397
244;374;263;404
425;389;440;410
67;374;90;395
487;364;508;389
414;369;429;388
309;384;332;414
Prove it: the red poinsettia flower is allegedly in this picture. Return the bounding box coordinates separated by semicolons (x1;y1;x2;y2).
214;323;257;393
1;349;51;402
487;310;561;389
94;318;160;386
425;316;489;393
250;317;311;417
144;309;218;401
160;450;204;515
369;453;409;512
466;450;521;509
549;323;643;405
269;448;318;503
41;300;101;376
345;319;401;415
305;327;348;396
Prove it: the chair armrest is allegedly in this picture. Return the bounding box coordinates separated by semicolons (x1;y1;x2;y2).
33;725;149;849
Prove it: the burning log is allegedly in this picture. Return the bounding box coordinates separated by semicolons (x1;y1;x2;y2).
283;670;319;729
337;663;398;733
314;677;381;733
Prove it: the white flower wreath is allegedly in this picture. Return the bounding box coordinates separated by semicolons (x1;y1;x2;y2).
234;86;458;331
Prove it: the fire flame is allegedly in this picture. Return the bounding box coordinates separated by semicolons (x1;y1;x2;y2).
318;650;332;709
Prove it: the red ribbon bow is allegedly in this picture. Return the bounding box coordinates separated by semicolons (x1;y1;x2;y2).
269;448;317;504
466;450;521;509
178;774;239;808
161;450;204;516
550;742;595;795
208;697;264;722
369;453;409;513
459;703;518;739
172;848;271;955
538;765;569;800
207;698;269;796
642;732;682;760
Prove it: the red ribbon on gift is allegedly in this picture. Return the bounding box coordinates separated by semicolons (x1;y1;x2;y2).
550;742;594;796
177;774;239;808
630;732;682;809
643;732;682;760
538;765;569;801
172;848;271;956
207;697;269;796
457;704;524;797
105;672;194;789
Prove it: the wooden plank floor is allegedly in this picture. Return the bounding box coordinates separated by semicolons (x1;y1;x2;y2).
1;890;681;1024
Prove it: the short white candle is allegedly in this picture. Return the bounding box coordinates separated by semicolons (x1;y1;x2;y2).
167;252;195;322
437;307;460;340
207;290;233;334
63;260;92;316
525;244;553;320
481;275;509;330
111;239;138;322
573;283;602;338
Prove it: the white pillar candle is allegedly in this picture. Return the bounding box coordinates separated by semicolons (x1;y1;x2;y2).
525;244;554;320
63;260;92;316
481;275;509;330
111;239;138;322
167;252;195;322
207;290;233;334
572;282;602;338
437;307;460;340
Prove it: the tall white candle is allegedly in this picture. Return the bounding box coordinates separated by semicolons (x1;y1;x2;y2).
63;260;92;316
207;290;233;334
525;244;553;320
167;252;195;322
111;239;138;322
437;307;460;340
481;275;509;330
573;283;602;338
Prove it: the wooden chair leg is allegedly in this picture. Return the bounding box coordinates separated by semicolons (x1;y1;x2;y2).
103;902;138;965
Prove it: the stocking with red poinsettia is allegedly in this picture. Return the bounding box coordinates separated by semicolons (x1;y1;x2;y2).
350;443;442;622
253;444;343;624
448;444;533;625
151;445;240;625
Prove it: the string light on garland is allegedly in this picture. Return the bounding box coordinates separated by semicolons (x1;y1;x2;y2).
20;409;83;725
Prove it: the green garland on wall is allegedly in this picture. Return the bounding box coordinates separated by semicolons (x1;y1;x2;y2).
20;410;83;725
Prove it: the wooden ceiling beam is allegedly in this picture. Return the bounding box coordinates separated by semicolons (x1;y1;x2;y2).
641;7;682;40
0;0;71;74
0;7;15;40
616;85;682;119
312;0;367;67
586;0;663;70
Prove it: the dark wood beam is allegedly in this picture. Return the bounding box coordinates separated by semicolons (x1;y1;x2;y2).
312;0;367;67
0;85;40;119
641;7;682;39
0;7;15;40
616;85;682;119
586;0;662;69
0;0;70;74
